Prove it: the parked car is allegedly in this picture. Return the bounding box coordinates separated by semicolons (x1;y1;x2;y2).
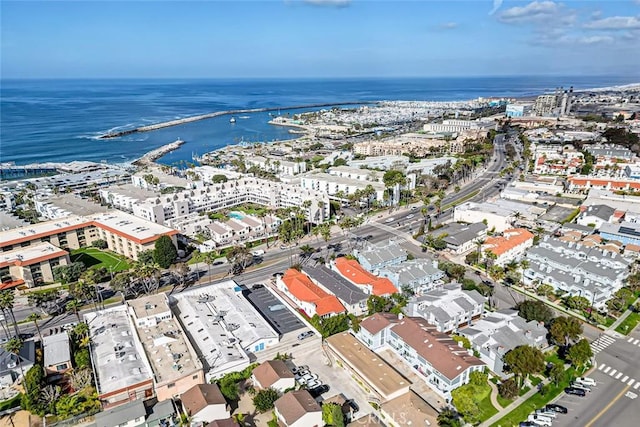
297;331;315;341
519;423;536;427
535;409;556;418
294;370;310;379
570;382;591;392
309;384;330;398
575;377;596;387
527;414;552;426
545;404;568;414
346;399;359;413
565;387;586;396
252;284;264;289
306;379;322;389
292;365;309;374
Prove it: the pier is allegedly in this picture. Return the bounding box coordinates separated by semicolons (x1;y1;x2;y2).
98;101;373;139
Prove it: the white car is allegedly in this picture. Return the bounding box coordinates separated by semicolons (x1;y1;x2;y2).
384;217;394;223
527;414;552;426
406;214;415;219
535;410;556;419
306;379;322;389
575;377;596;387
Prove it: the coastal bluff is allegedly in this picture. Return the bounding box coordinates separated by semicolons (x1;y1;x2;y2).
98;101;374;139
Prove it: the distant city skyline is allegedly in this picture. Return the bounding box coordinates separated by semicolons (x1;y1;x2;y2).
2;0;640;79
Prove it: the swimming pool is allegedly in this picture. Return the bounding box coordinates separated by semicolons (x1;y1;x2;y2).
228;211;244;220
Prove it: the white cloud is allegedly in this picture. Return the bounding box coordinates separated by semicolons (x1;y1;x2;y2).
302;0;351;7
489;0;503;16
438;22;458;30
498;1;561;24
584;15;640;30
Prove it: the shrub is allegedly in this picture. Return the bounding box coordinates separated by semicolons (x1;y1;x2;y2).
498;378;518;400
91;239;108;249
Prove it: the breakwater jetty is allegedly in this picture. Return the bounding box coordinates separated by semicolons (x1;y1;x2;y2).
98;101;373;139
132;139;185;167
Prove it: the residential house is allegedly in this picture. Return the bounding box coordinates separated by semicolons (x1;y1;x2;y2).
378;259;445;294
482;228;535;267
43;331;72;376
0;340;35;388
274;390;323;427
600;221;640;246
94;398;177;427
181;384;230;425
276;269;345;318
332;257;398;296
459;309;548;377
576;204;616;230
436;222;487;254
406;284;485;333
303;264;369;316
355;315;485;399
251;360;296;393
354;240;407;272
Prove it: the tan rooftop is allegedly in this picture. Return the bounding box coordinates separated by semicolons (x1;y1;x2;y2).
252;360;294;389
359;312;397;335
129;294;170;319
274;390;321;426
325;332;411;399
380;390;438;427
182;383;226;416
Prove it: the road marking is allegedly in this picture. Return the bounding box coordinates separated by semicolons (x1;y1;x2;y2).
634;339;639;345
609;368;617;376
622;375;629;382
628;379;635;386
598;364;606;371
635;382;640;390
603;366;611;373
628;337;634;343
585;385;631;427
625;391;637;399
615;372;623;379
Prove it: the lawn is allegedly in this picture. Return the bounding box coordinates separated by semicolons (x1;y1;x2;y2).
490;367;576;427
615;311;640;335
477;387;499;422
70;247;131;272
497;394;514;409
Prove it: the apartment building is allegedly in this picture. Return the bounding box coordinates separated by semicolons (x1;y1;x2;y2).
0;211;178;262
459;309;548;377
276;269;346;318
406;284;486;333
0;242;70;288
353;240;407;272
437;222;487;255
245;155;307;176
454;201;544;233
523;236;631;309
84;306;155;409
599;221;640;246
576;204;616;230
102;177;329;225
128;294;205;401
378;259;446;294
423;119;479;133
482;228;535;267
332;257;398;297
567;176;640;192
355;315;485;398
303;264;369;316
300;172;387;204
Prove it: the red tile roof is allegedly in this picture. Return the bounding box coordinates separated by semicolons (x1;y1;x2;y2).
483;228;534;257
334;258;397;296
281;269;345;316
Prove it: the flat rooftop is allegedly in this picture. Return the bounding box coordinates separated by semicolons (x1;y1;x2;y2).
129;294;171;319
39;193;109;216
0;215;91;247
0;242;68;268
84;306;154;396
325;332;411;399
0;212;29;230
131;296;202;385
89;211;177;244
43;331;71;367
103;183;159;201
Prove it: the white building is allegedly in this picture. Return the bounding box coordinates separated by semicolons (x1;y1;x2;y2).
406;284;486;333
245;155;307;176
423;119;479;133
454;201;545;233
300;172;387;204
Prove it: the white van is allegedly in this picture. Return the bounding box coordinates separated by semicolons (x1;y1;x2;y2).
575;377;596;387
251;249;265;257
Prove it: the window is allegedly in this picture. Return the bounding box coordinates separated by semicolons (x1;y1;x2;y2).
167;383;175;388
193;374;198;379
56;363;68;371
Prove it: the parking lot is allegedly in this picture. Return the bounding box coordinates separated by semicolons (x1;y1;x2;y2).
242;285;305;335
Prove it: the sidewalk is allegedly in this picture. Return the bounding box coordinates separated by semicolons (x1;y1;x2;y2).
480;379;551;427
608;297;640;333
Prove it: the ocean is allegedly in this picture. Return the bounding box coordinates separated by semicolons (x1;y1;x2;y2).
1;76;637;167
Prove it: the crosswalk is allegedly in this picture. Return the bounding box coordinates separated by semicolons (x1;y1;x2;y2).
627;337;640;348
598;363;640;390
590;334;616;354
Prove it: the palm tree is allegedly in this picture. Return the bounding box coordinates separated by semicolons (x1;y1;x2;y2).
474;238;485;267
73;322;89;339
5;338;25;381
0;290;20;338
39;385;62;415
203;249;220;285
27;313;43;342
299;244;315;262
66;299;82;323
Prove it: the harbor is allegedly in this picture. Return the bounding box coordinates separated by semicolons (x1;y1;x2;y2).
132;139;186;167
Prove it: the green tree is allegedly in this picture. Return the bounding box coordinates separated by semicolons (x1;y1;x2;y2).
565;295;590;311
566;338;593;369
253;388;280;413
137;249;155;265
153;235;178;268
549;316;582;347
211;174;228;183
91;239;108;249
53;262;86;284
0;290;20;338
452;335;472;350
498;378;518;400
451;387;480;424
75;348;91;368
503;345;545;387
469;371;488;386
437;407;462;427
66;299;82;323
516;300;554;324
536;284;554;298
549;362;565;386
27;312;43;342
322;402;345;427
366;295;391;315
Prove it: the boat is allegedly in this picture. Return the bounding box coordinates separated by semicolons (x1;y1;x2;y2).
229;117;236;123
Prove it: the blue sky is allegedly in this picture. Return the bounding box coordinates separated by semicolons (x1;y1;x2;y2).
2;0;639;78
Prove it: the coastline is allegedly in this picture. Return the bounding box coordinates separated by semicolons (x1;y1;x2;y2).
132;139;185;167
